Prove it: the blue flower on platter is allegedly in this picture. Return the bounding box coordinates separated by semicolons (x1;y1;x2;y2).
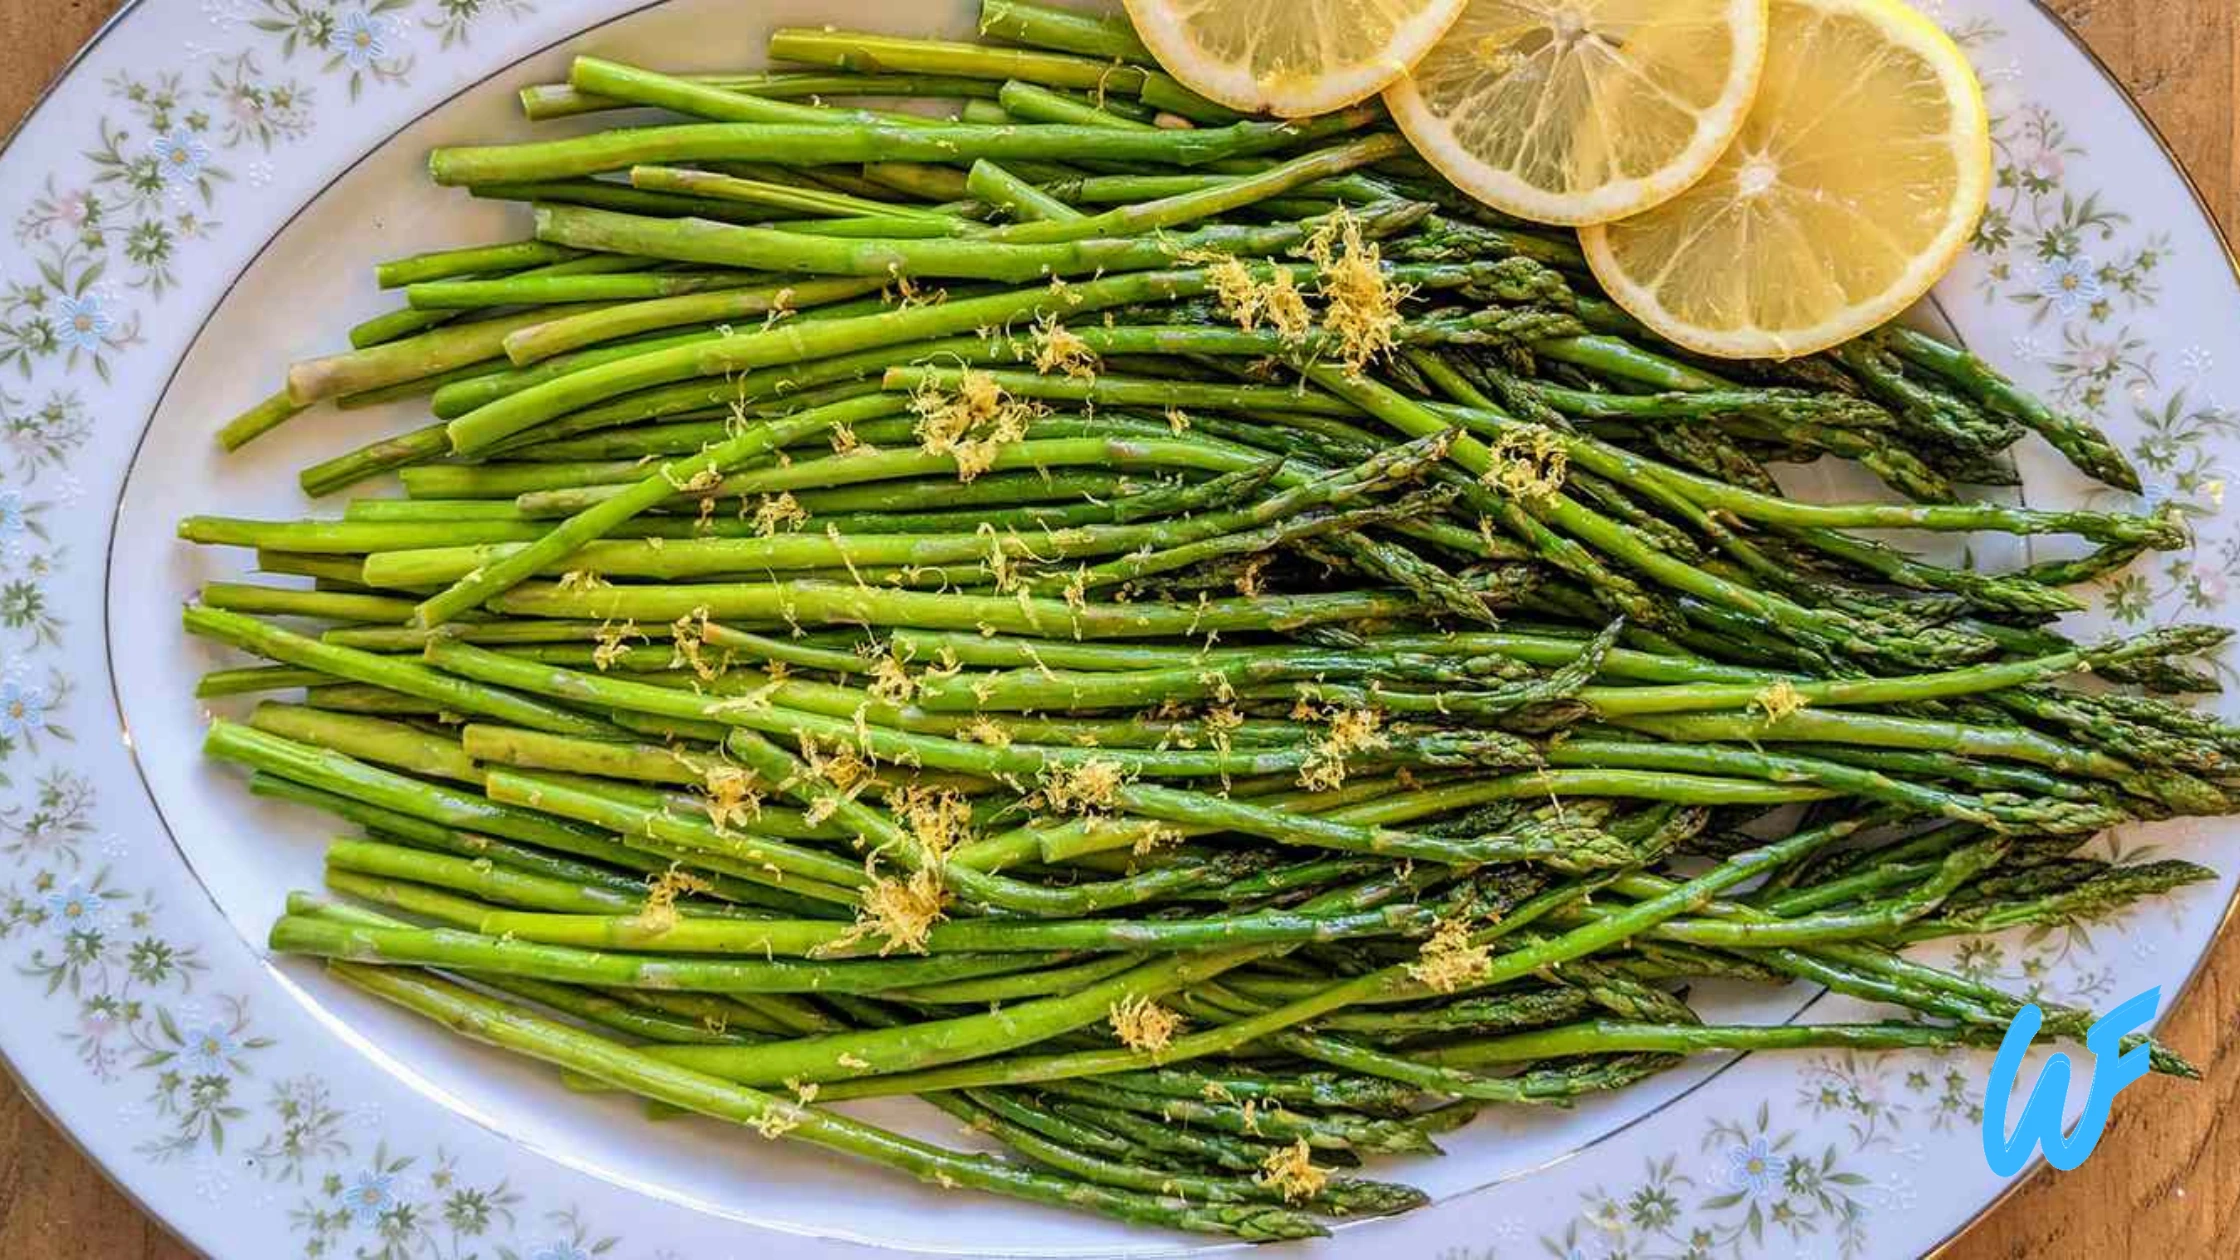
342;1169;396;1228
531;1242;591;1260
1724;1137;1787;1197
336;11;396;69
179;1022;239;1076
43;881;106;932
53;294;111;352
148;127;209;185
2037;254;2104;316
0;679;48;737
0;490;24;543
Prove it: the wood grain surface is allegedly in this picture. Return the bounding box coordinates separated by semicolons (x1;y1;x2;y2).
1;2;2234;1256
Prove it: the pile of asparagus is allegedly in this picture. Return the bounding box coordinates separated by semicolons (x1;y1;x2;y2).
180;0;2237;1241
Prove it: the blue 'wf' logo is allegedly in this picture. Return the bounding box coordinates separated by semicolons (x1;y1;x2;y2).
1980;986;2159;1176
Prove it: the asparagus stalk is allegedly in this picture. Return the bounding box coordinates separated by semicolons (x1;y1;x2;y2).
329;965;1328;1240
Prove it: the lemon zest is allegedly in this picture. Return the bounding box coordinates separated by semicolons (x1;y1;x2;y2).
1232;555;1270;598
1257;1138;1328;1203
1298;706;1387;792
1483;428;1570;503
750;491;809;536
701;762;763;831
637;864;714;933
1406;917;1492;994
670;606;723;681
1263;267;1314;345
847;860;947;955
800;733;875;795
1303;207;1409;372
1108;993;1185;1055
910;370;1041;482
958;716;1014;749
863;644;920;707
753;1104;805;1139
1199;254;1268;331
1202;705;1244;757
1132;823;1184;856
886;781;974;862
663;461;723;494
591;618;639;672
1038;758;1126;814
1030;311;1098;380
1755;679;1809;723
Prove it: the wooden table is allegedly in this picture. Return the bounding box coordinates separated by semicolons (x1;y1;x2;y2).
1;1;2234;1255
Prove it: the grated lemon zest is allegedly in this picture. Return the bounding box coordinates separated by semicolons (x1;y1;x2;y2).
669;605;724;681
1257;1138;1328;1203
1483;429;1569;503
1030;311;1097;380
591;618;639;672
637;863;714;933
753;1104;805;1139
1232;555;1270;598
1199;254;1267;331
911;370;1041;483
1303;206;1408;372
886;781;974;862
863;644;920;707
1263;268;1313;345
846;859;948;955
663;461;723;494
1298;706;1387;792
1755;679;1809;723
1203;705;1244;757
1132;823;1184;856
1407;917;1492;994
750;491;809;536
701;762;763;831
1038;758;1126;814
1109;993;1184;1055
958;716;1014;749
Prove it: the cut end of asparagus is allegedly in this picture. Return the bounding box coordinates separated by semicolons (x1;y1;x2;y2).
216;388;309;453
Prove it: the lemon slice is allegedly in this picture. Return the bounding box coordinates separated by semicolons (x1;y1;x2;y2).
1121;0;1467;117
1384;0;1770;226
1577;0;1990;359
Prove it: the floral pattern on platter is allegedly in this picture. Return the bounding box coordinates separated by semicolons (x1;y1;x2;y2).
0;3;2232;1259
2;0;543;381
1947;17;2240;641
1539;1107;1880;1260
0;2;655;1253
271;1118;619;1260
0;765;636;1256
